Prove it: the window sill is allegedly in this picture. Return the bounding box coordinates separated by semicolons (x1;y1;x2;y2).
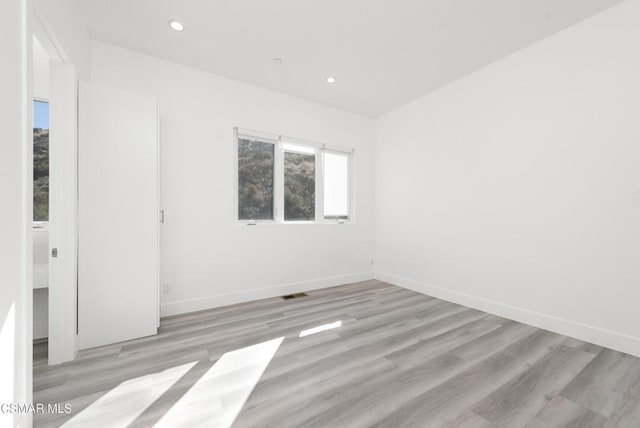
236;221;354;227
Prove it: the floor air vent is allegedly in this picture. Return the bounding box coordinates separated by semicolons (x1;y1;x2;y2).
282;292;309;300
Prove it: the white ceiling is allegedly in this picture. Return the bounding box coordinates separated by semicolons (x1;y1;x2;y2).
78;0;622;117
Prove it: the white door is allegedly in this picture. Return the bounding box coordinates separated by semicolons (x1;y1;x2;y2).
78;81;159;350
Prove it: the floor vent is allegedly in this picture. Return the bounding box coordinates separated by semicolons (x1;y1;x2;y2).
282;292;309;300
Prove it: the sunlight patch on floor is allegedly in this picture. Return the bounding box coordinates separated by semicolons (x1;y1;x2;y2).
155;336;284;428
299;320;342;338
61;361;197;428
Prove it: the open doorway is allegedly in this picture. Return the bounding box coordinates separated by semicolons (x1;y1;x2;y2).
32;35;51;369
31;20;79;369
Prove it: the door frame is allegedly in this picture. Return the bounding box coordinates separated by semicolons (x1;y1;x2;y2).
33;3;79;365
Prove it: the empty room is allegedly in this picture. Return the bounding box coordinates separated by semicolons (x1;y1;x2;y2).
3;0;640;426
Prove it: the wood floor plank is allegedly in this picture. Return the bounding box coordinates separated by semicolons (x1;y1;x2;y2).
368;331;567;428
525;396;608;428
244;315;494;414
385;318;501;368
32;280;640;427
448;411;493;428
233;357;400;427
472;344;597;426
560;348;640;417
293;329;563;428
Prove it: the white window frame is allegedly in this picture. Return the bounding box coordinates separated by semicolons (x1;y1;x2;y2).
280;136;321;224
234;127;354;225
234;128;278;224
321;146;354;223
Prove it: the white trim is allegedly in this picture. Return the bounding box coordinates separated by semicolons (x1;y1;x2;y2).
33;0;79;365
47;61;78;365
280;135;323;149
234;221;356;228
234;128;278;223
374;271;640;358
321;149;353;223
32;2;70;63
33;93;49;103
347;149;354;222
236;126;325;149
315;145;324;222
33;2;71;64
236;127;280;143
323;144;354;155
281;142;316;155
156;100;161;328
274;136;284;222
161;272;374;317
233;127;239;223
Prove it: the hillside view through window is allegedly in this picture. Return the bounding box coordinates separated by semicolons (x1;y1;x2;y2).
284;151;315;221
238;138;274;220
34;100;49;222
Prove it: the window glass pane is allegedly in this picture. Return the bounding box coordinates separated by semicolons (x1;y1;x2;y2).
284;151;315;221
323;152;349;220
33;100;49;222
238;138;274;220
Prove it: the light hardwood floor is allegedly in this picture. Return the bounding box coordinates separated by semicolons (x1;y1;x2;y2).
33;280;640;427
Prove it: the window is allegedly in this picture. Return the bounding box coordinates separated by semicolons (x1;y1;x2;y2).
283;144;315;221
236;128;352;224
33;100;49;223
237;136;275;220
323;151;350;221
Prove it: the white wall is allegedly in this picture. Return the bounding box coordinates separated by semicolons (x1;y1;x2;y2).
375;0;640;356
0;0;32;425
89;41;375;316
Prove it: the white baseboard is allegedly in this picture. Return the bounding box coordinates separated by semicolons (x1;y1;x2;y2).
33;321;48;340
374;271;640;358
161;272;374;317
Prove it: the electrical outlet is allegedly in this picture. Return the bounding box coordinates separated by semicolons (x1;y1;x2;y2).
163;284;170;294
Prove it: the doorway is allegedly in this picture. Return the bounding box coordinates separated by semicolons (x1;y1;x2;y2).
31;21;79;369
32;35;52;368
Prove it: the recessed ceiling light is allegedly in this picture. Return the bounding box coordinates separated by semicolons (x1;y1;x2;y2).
168;20;184;32
326;76;336;84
